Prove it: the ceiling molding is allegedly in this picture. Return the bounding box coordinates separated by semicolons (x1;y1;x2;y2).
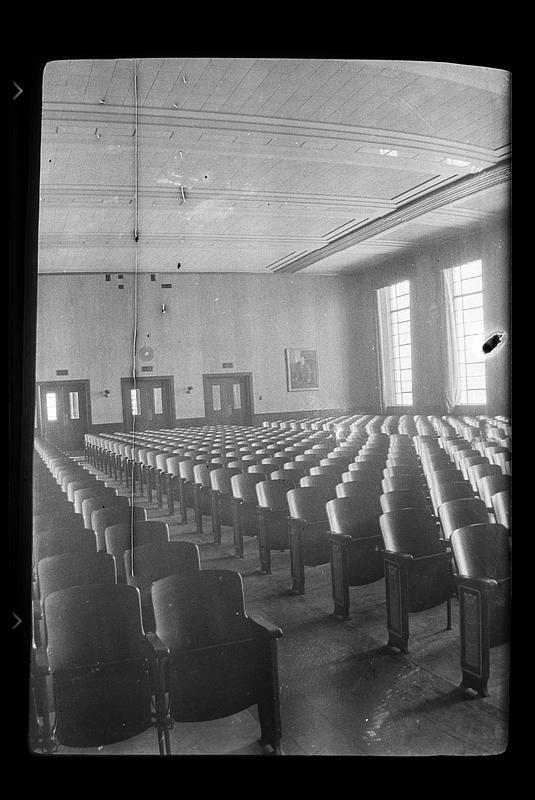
273;161;511;273
40;185;396;214
42;104;506;163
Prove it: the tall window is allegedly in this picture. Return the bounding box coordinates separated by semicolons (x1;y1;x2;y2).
443;259;486;407
376;280;413;406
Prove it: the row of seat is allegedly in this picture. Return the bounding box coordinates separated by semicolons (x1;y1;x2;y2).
84;413;511;697
31;438;283;755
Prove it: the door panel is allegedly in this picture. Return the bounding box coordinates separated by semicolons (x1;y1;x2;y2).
121;378;173;431
38;381;90;451
203;375;253;426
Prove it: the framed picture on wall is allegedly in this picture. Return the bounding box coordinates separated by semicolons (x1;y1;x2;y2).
285;348;319;391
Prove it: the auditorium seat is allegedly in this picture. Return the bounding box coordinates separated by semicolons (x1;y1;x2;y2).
255;479;292;574
35;584;169;753
209;467;242;545
450;524;511;696
476;474;512;511
91;505;147;551
286;486;332;594
230;473;265;558
467;462;502;493
430;481;474;517
326;494;384;619
151;570;282;754
104;520;170;583
81;494;130;531
380;489;429;515
491;490;511;531
379;508;454;653
124;540;201;631
33;529;98;566
438;497;491;541
300;472;339;498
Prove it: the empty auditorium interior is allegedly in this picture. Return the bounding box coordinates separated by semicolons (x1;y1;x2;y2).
27;58;511;757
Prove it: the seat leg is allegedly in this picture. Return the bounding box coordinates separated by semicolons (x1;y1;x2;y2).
211;492;221;544
384;557;410;653
166;474;174;516
258;514;272;574
179;481;187;524
446;596;453;630
156;470;163;508
194;487;203;534
330;539;350;620
145;466;153;503
257;641;282;754
289;525;305;594
232;501;244;558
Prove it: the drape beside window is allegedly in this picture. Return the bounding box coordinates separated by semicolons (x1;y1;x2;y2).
442;268;462;412
376;286;396;407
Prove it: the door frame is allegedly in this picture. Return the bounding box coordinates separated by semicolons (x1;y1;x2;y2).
120;375;176;431
202;372;254;426
36;379;92;440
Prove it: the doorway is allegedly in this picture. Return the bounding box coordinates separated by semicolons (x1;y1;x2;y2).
121;376;175;432
37;380;91;452
202;373;254;426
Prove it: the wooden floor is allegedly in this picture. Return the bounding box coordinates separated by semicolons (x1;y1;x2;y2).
52;459;510;757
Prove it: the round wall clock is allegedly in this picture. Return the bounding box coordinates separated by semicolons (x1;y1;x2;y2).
139;345;154;362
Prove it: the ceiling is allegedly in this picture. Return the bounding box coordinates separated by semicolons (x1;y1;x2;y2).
38;58;511;275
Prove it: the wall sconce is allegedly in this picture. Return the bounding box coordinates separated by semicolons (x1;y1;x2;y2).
161;303;167;314
103;389;111;398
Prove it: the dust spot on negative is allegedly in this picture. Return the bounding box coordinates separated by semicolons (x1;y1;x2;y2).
482;331;506;355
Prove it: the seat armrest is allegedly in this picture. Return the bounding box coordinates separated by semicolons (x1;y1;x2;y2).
248;614;283;639
456;574;510;591
328;531;352;543
382;550;414;562
145;631;170;659
33;647;50;676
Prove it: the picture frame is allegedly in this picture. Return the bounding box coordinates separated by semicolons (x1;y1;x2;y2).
285;348;319;392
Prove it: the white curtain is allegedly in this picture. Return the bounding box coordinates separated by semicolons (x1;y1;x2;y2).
376;286;396;407
442;268;462;411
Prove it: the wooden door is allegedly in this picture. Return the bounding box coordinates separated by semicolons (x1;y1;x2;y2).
121;377;174;431
203;374;253;426
37;380;90;452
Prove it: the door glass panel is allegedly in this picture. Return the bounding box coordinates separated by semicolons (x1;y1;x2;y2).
68;391;80;419
130;388;141;415
153;387;163;414
233;383;241;409
212;384;221;411
46;392;57;421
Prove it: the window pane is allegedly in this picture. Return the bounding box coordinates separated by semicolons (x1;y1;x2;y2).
462;293;483;310
393;308;410;323
461;276;482;295
460;260;482;279
130;388;140;416
465;363;485;377
46;392;57;422
233;383;241;409
212;384;221;411
467;376;486;390
467;390;487;404
153;387;163;415
462;307;484;325
68;391;79;420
